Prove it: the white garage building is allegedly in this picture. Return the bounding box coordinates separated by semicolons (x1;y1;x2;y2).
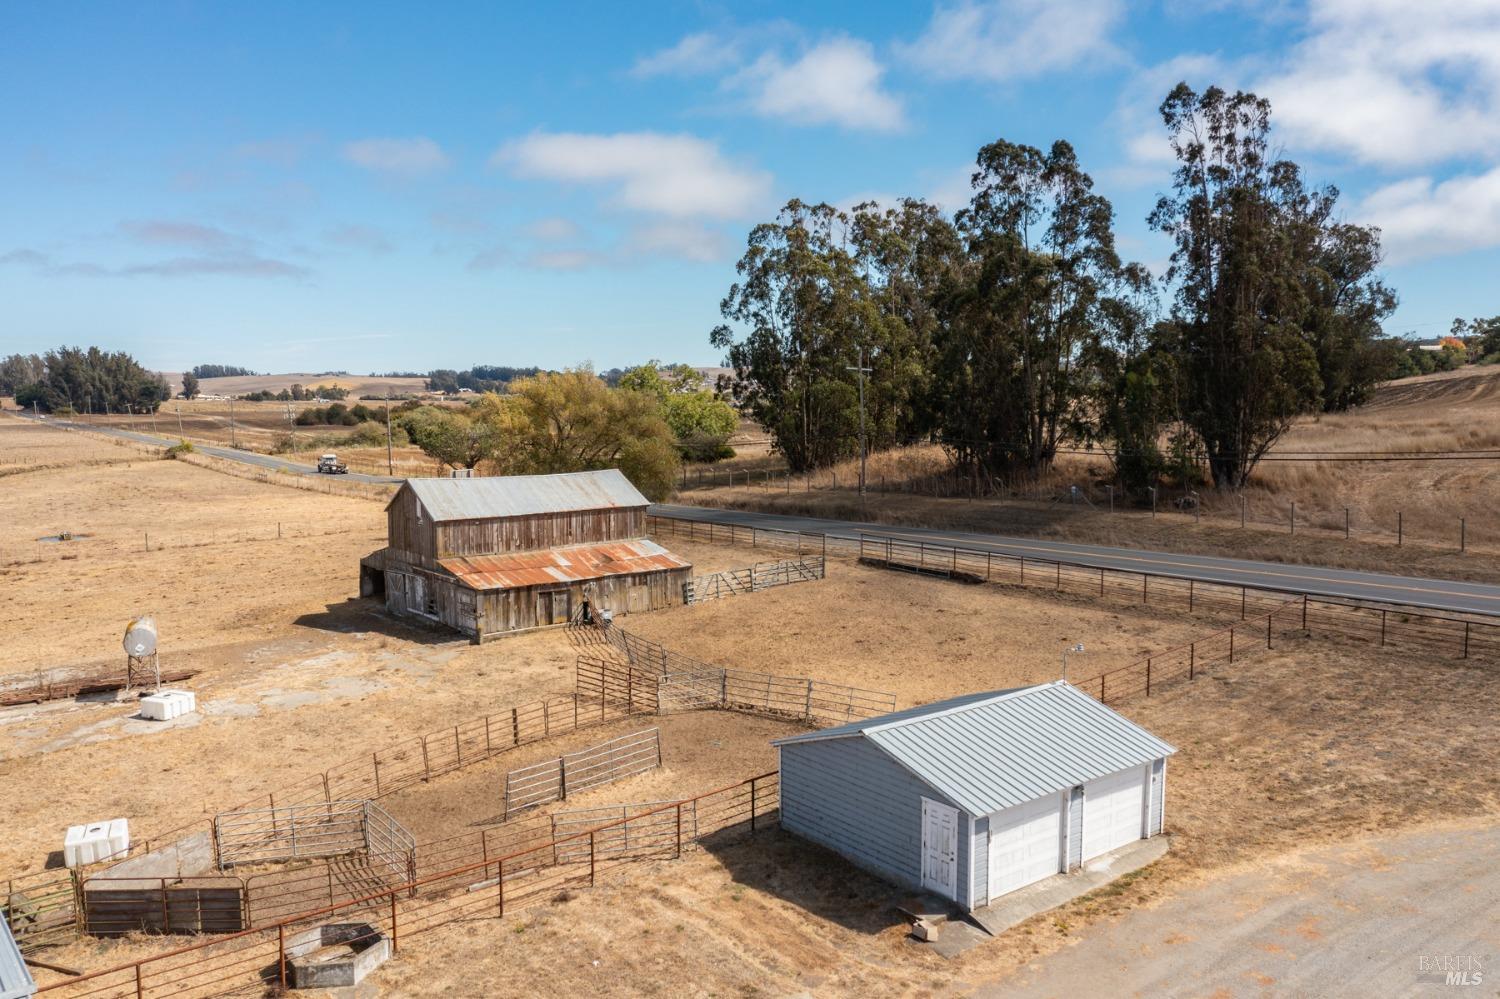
773;681;1175;910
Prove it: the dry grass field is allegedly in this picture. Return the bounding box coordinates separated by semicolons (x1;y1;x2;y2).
6;412;1499;995
365;638;1500;998
686;365;1500;572
169;372;429;398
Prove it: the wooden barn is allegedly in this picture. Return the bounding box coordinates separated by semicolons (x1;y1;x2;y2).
359;470;692;641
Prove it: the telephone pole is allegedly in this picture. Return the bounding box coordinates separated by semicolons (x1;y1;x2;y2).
175;405;183;437
845;348;872;504
385;389;395;476
228;396;238;448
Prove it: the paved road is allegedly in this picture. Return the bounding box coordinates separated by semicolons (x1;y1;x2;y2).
17;414;404;484
979;822;1500;998
650;504;1500;618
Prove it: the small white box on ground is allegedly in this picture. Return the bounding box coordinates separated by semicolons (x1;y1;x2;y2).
63;818;130;867
139;689;197;721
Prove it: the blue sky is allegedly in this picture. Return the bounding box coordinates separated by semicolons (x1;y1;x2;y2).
3;1;1498;373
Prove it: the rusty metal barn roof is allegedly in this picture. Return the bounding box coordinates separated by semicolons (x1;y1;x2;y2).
773;682;1176;817
439;538;690;591
400;469;647;522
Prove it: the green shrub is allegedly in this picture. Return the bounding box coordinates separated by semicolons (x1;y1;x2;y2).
163;440;194;459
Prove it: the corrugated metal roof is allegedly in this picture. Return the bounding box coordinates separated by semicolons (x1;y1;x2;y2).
774;682;1176;817
0;916;35;999
439;538;690;591
400;469;647;522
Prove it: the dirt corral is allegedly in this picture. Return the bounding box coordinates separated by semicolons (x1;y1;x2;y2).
363;638;1500;998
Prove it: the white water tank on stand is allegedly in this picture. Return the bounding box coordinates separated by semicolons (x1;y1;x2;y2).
123;616;157;657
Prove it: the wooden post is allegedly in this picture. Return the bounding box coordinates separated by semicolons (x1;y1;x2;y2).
750;777;758;832
1100;567;1105;597
421;739;430;782
1397;511;1403;546
1345;507;1350;539
455;726;462;768
497;858;505;917
589;831;596;885
1461;518;1466;553
1380;609;1387;646
1099;673;1105;702
1142;575;1148;604
1189;643;1195;680
675;804;683;857
278;923;287;988
512;707;520;746
1229;628;1235;663
1241;588;1246;620
1266;613;1273;649
1290;501;1295;536
485;715;492;754
390;891;399;952
136;963;145;999
373;753;381;796
1055;561;1061;591
1302;594;1308;631
1463;621;1470;659
1188;579;1194;613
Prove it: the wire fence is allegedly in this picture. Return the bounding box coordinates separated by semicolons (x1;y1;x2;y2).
672;461;1497;555
1;522;385;567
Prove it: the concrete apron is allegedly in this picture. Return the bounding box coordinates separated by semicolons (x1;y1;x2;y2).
928;836;1171;959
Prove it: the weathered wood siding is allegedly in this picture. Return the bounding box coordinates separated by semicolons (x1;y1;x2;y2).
778;737;976;909
477;565;690;638
386;487;437;566
436;507;645;558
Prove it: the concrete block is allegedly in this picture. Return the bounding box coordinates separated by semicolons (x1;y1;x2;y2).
285;923;391;989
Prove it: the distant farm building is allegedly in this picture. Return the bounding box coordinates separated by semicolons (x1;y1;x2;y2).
773;682;1175;911
360;470;691;640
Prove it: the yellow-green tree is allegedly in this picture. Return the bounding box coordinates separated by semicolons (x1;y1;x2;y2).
475;369;680;501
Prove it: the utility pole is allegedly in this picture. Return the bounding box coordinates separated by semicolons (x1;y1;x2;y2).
175;405;183;437
285;400;296;453
228;396;238;448
385;389;394;476
845;348;872;505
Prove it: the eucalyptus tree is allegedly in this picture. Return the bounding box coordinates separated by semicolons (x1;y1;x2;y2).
1149;83;1390;486
935;139;1128;479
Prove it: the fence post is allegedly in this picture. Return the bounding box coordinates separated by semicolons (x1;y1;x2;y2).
390;891;399;951
1380;609;1387;646
1099;673;1105;702
750;777;758;833
1189;643;1195;680
1145;659;1152;696
1461;518;1466;553
559;757;568;800
373;753;381;796
589;831;596;885
1266;612;1273;649
1241;587;1246;620
1397;512;1403;546
676;804;683;857
1345;507;1350;540
135;963;144;999
512;707;520;746
1463;621;1470;659
1189;579;1194;613
1100;567;1105;597
421;739;430;782
278;923;287;988
1290;501;1295;536
1142;575;1148;604
1055;561;1061;591
1229;627;1235;663
804;680;813;719
497;858;505;917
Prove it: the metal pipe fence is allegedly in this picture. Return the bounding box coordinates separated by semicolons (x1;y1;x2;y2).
501;729;663;819
34;772;779;998
682;555;826;604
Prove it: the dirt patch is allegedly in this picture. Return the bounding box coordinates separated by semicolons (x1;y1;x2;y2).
379;711;804;846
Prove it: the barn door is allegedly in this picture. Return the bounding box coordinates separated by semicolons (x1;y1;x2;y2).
921;797;959;900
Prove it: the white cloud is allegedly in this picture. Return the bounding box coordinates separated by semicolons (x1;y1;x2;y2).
631;32;737;78
900;0;1125;83
1359;167;1500;264
523;249;608;271
342;137;450;176
525;217;583;242
624;221;728;263
325;224;393;254
120;220;245;251
1256;0;1500;168
739;37;905;132
495;131;771;219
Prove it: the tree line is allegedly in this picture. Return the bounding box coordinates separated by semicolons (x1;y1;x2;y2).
425;366;544;394
711;83;1415;491
2;347;170;414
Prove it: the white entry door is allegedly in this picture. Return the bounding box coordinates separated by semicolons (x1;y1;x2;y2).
987;793;1064;901
1082;766;1147;861
920;797;960;900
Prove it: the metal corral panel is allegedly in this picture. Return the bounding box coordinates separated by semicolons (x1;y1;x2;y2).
774;681;1176;818
396;470;647;523
0;916;35;999
439;539;690;591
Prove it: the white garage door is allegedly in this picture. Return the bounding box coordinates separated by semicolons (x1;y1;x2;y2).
987;793;1064;901
1082;766;1147;861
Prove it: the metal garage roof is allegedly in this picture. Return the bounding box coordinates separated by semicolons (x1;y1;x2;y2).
439;538;689;591
773;682;1176;817
0;916;34;999
400;469;647;522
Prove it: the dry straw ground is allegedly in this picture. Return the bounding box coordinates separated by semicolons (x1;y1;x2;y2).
7;410;1499;995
